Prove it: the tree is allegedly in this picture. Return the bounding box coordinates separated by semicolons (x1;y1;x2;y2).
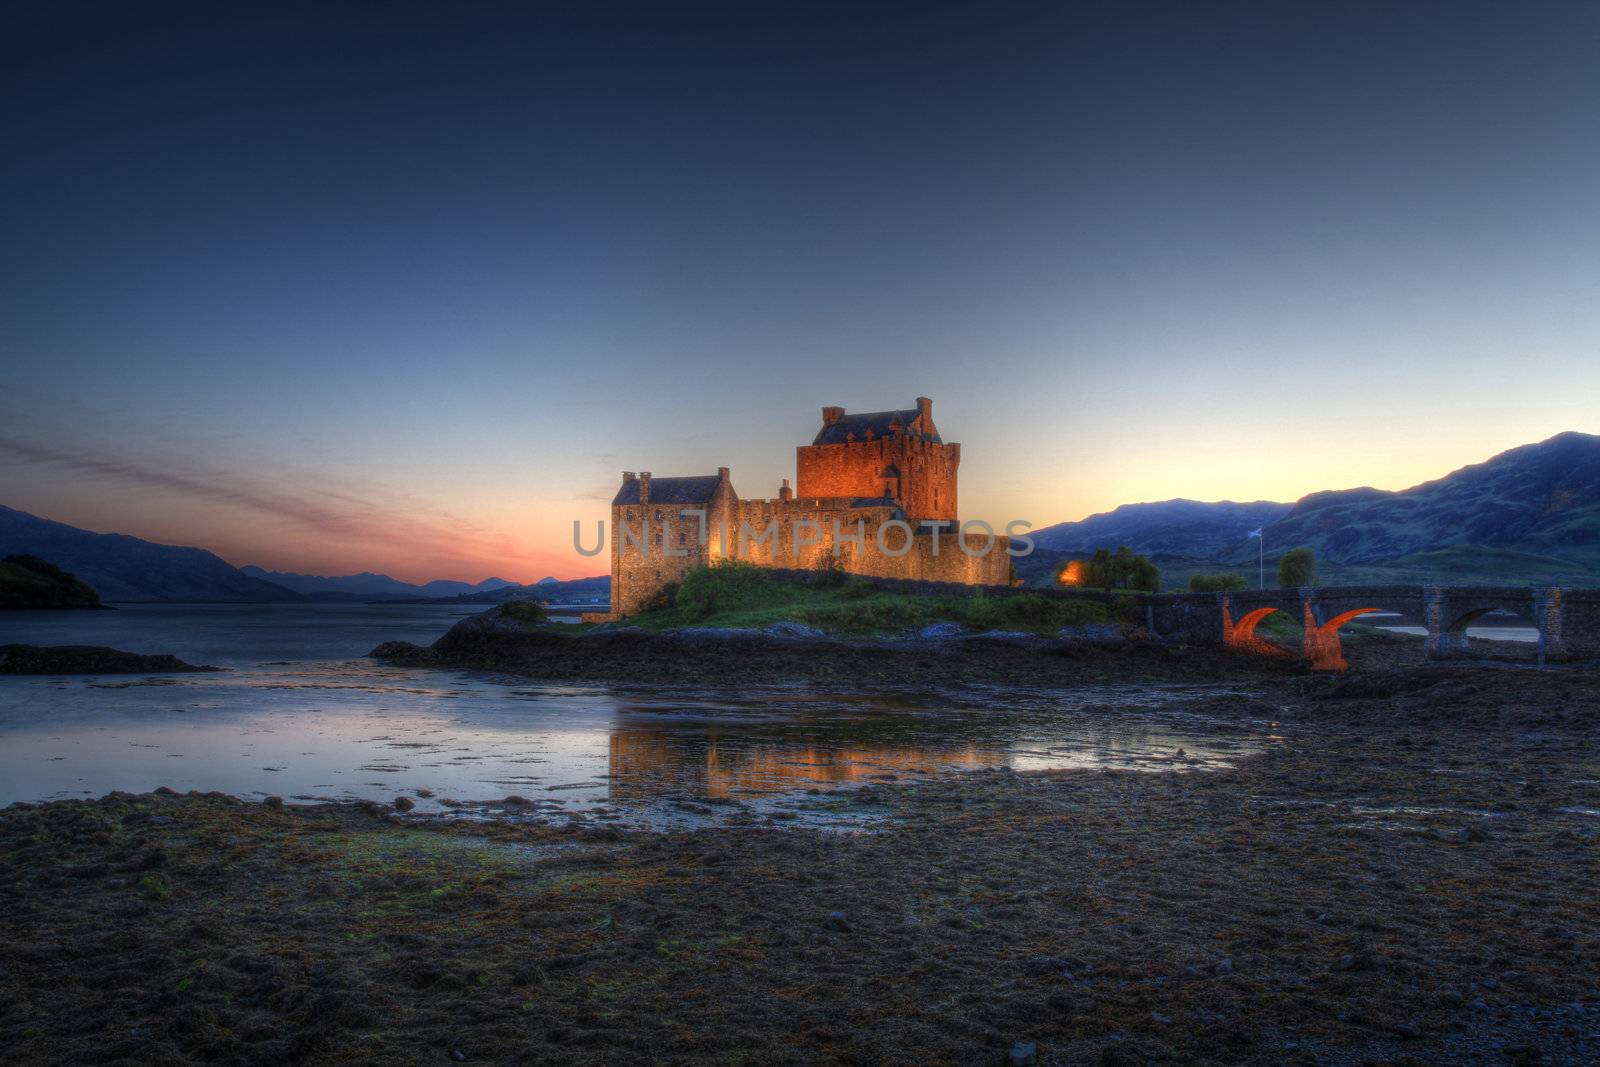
1087;548;1113;589
1278;546;1317;588
1112;546;1134;589
1189;572;1248;593
1131;556;1161;592
1082;546;1158;591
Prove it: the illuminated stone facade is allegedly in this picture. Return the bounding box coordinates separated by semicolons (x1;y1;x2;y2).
601;398;1012;616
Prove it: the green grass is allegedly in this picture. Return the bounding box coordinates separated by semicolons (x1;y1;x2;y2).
621;561;1115;635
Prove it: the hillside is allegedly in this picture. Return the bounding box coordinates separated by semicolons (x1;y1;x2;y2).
1221;432;1600;577
398;575;610;605
1026;432;1600;588
0;506;302;603
1031;499;1292;557
0;555;104;609
240;567;521;599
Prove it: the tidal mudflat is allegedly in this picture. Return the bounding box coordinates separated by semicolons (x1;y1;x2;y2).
3;653;1598;1065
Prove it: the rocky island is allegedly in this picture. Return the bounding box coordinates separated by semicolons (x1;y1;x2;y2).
0;554;105;610
0;644;217;674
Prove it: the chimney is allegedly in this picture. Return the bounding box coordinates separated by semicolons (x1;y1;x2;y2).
822;406;844;425
779;478;793;501
717;466;730;483
638;472;651;504
916;396;932;422
622;471;637;482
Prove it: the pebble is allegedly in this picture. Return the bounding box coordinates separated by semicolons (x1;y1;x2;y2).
1395;1022;1421;1039
1215;958;1234;975
1150;1011;1172;1025
261;796;284;809
823;911;851;933
1009;1041;1037;1065
392;796;415;812
502;795;532;806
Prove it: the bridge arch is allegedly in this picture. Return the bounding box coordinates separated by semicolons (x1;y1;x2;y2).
1221;604;1294;658
1301;604;1383;671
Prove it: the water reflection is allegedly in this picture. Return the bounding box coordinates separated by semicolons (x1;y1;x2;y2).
608;730;1003;800
0;660;1268;828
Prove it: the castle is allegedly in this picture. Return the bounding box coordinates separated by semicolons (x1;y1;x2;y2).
597;397;1014;617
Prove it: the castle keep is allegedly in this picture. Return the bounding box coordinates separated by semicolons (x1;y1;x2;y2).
600;397;1012;617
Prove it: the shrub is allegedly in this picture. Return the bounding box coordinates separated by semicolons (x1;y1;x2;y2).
1189;572;1248;593
638;582;678;614
500;600;548;624
1055;598;1108;627
676;560;771;621
1003;593;1058;626
842;576;875;599
1278;547;1317;588
812;555;848;588
1112;595;1142;624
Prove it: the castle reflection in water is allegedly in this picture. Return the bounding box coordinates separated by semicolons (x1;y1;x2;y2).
605;729;1003;801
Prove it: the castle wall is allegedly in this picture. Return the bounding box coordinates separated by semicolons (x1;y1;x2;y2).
610;500;718;615
610;495;1012;616
726;497;1009;587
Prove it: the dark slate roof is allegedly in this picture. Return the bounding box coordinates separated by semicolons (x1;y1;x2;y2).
612;475;723;506
813;409;941;446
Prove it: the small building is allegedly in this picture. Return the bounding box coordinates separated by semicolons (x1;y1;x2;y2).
600;397;1011;617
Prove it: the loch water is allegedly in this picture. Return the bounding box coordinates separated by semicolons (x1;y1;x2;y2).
0;604;1277;827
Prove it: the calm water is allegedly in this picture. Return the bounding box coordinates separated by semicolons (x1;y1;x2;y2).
0;604;1273;827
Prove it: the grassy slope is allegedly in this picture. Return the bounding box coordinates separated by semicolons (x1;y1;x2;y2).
618;570;1119;636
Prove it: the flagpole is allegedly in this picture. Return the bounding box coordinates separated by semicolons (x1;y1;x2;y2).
1259;532;1264;589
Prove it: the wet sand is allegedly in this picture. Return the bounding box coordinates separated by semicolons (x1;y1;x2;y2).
3;642;1598;1064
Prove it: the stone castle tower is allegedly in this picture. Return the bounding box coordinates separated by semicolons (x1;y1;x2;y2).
796;397;958;523
597;397;1009;617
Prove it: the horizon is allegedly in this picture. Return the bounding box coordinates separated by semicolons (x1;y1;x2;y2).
4;3;1599;584
5;425;1590;586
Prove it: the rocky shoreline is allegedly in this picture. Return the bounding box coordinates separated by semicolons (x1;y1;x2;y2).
0;643;218;674
3;661;1598;1063
369;604;1367;685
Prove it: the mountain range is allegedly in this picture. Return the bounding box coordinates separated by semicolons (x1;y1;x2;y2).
4;430;1595;600
0;505;587;603
0;504;302;602
1027;431;1600;585
238;566;521;600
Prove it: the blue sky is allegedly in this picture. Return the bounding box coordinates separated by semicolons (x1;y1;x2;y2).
2;2;1597;580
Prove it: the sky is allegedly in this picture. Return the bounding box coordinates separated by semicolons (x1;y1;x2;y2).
3;1;1598;583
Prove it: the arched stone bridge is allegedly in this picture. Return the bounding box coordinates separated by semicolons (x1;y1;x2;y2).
1142;585;1600;670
